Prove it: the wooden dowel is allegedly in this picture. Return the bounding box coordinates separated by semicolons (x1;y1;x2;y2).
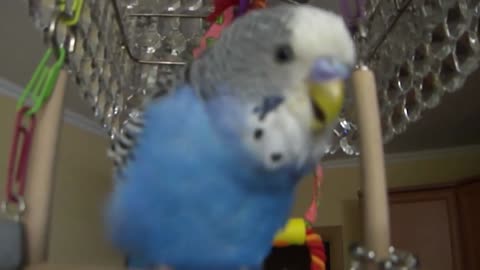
351;66;391;259
23;70;68;264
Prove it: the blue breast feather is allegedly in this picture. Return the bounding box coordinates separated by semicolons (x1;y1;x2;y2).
105;86;307;269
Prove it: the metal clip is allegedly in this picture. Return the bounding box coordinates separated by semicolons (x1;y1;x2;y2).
44;12;76;55
1;197;26;222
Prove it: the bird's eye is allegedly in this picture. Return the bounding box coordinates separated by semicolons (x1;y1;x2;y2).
274;44;294;63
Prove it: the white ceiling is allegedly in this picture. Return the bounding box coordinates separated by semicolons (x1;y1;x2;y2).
2;0;480;159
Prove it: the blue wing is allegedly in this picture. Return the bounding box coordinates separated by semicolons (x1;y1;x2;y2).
105;85;303;269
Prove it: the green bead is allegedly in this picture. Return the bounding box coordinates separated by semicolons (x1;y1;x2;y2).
206;37;216;47
216;15;224;25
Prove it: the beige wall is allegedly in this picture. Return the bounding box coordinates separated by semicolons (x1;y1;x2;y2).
1;94;480;267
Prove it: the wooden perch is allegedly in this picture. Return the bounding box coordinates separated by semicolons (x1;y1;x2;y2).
23;71;67;264
352;66;391;259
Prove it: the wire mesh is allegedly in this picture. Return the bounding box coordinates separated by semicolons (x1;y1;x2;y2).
27;0;480;154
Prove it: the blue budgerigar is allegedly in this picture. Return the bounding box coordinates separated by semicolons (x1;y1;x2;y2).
105;4;355;270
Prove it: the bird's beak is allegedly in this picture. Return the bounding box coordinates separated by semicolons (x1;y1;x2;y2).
307;58;349;132
308;80;345;132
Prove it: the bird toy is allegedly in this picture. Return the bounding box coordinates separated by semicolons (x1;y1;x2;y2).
273;218;327;270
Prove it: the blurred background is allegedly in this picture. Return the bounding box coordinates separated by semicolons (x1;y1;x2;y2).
0;1;479;269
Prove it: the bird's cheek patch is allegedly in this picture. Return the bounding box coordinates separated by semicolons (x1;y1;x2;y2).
243;103;310;171
244;106;286;170
262;129;288;170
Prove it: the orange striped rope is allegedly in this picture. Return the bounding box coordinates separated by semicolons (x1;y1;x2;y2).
306;228;327;270
272;226;327;270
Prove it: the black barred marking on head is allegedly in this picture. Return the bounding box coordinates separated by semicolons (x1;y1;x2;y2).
150;65;189;102
253;96;285;121
117;135;131;149
118;132;133;146
125;121;144;133
123;129;134;141
109;64;192;174
108;116;145;172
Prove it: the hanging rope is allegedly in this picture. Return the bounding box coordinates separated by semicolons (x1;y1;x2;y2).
206;0;264;22
306;228;327;270
304;165;324;224
207;0;237;23
194;0;267;58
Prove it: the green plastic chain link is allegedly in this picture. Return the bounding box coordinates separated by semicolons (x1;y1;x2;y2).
16;0;83;115
16;47;66;115
57;0;84;26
